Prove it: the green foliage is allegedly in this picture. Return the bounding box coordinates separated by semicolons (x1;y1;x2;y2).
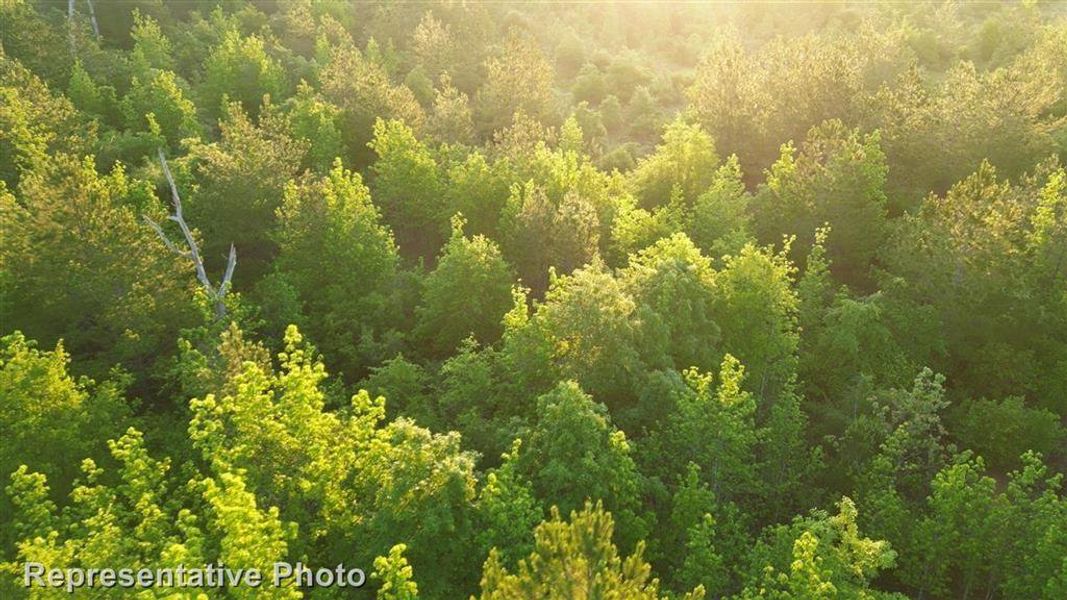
319;44;424;164
285;80;343;171
952;396;1065;474
880;161;1067;407
3;5;1067;600
428;74;475;145
201;30;287;120
121;69;200;147
501;182;602;294
621;233;720;374
0;155;198;378
374;544;420;600
631;117;720;209
477;501;705;600
0;56;94;189
187;102;307;280
416;216;516;356
754;120;888;286
712;243;799;405
369;118;447;258
187;325;480;597
512;381;643;540
643;357;760;503
275;161;400;375
739;498;900;599
0;332;129;550
475;29;555;136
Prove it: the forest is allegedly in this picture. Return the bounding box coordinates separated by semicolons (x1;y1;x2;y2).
1;0;1066;598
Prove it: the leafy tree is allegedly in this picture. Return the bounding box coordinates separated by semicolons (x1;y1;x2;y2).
0;56;94;189
121;69;200;147
374;544;420;600
711;243;799;406
687;155;754;259
573;63;607;104
475;29;555;136
128;11;175;75
511;382;646;547
621;233;720;375
951;397;1065;473
200;29;287;120
739;498;901;600
319;44;424;164
186;102;307;280
441;150;511;239
477;502;705;600
188;326;481;597
0;332;129;550
3;428;300;599
753;120;888;287
508;262;641;406
274;161;400;376
368;118;447;258
0;155;197;379
428;74;475;145
631;117;720;209
284;80;343;172
416;216;516;356
501;182;602;295
880;161;1067;406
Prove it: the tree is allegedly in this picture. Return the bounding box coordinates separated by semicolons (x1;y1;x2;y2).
368;118;447;259
427;74;474;144
274;161;400;376
416;216;516;356
475;29;555;136
477;502;705;600
0;56;94;189
687;155;754;259
186;102;307;281
285;80;343;172
3;427;300;599
711;243;799;406
508;262;642;406
738;498;901;599
200;29;286;120
0;332;129;550
0;155;198;379
319;44;424;164
511;381;645;547
879;161;1067;406
753;120;888;287
621;233;720;374
501;182;603;296
631;117;720;209
374;544;420;600
188;326;481;597
121;69;200;148
952;397;1065;473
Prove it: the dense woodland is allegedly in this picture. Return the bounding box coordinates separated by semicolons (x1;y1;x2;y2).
1;1;1067;598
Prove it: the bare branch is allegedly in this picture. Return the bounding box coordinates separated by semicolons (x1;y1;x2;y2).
142;215;184;256
85;0;100;40
218;244;237;299
157;149;212;292
157;147;182;215
67;0;76;56
146;148;238;319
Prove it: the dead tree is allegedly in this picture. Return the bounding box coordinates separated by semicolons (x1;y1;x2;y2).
85;0;100;40
144;148;236;319
67;0;101;57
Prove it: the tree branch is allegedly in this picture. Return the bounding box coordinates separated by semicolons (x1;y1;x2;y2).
147;149;237;319
85;0;100;40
